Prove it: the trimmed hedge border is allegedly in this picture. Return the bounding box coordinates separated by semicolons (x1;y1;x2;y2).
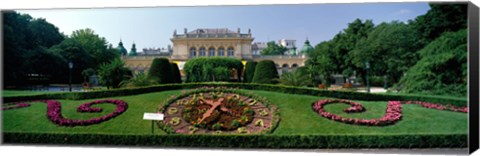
2;132;467;148
3;83;467;106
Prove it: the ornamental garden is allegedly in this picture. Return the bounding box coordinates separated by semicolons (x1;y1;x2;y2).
2;84;468;148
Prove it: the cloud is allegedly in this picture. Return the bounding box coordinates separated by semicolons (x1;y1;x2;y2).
394;9;413;15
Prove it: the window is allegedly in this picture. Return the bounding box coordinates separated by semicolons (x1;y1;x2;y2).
199;47;206;56
218;48;225;56
190;47;197;57
209;47;215;56
227;47;234;56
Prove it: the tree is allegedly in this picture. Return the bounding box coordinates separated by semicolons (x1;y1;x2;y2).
70;28;119;69
98;58;132;89
411;3;468;44
49;38;94;83
260;41;287;55
171;62;182;83
243;61;257;83
26;18;64;49
352;21;422;84
252;60;279;84
3;11;66;87
395;29;467;97
148;58;173;84
305;41;336;86
183;57;243;82
277;70;312;87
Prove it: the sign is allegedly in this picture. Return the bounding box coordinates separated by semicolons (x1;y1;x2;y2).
143;113;164;120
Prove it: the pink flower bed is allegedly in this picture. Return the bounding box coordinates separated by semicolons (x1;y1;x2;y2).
2;102;31;110
312;99;468;126
403;101;468;113
46;99;128;127
4;99;128;127
312;99;402;126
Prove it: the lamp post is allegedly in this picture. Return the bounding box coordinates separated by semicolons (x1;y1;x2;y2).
68;62;73;92
365;61;370;93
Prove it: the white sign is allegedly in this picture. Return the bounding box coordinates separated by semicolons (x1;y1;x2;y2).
143;113;164;120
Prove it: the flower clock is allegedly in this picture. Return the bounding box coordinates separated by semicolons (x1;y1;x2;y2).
159;87;279;134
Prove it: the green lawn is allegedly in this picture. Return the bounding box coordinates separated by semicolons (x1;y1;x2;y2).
2;89;468;135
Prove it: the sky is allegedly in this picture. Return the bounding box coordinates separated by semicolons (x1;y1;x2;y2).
18;2;430;52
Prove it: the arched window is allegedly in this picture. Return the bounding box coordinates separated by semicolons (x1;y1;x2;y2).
227;47;234;56
218;47;225;56
208;47;215;56
190;47;197;57
282;64;289;73
199;47;206;56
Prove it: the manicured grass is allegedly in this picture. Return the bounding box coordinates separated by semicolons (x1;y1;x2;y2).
2;89;467;135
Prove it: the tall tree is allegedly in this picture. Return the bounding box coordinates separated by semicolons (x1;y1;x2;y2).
395;29;467;97
260;41;287;55
70;28;119;69
411;3;468;44
49;38;94;83
352;21;422;84
26;18;64;49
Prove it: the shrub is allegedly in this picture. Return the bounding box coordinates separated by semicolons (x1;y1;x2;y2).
120;73;158;88
277;70;311;87
244;61;257;83
97;58;132;89
183;57;243;82
148;58;173;84
3;132;467;148
252;60;278;84
170;62;182;83
395;29;467;97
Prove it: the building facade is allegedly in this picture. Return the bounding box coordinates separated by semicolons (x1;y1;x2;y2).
122;28;308;76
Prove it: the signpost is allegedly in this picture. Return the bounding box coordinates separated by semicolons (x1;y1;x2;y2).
143;113;164;134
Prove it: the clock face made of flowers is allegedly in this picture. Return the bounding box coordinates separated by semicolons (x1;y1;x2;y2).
163;92;275;134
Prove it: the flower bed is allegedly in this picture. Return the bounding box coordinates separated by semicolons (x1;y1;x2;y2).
2;102;31;110
403;101;468;113
312;99;468;126
312;99;402;126
3;99;128;127
47;99;128;127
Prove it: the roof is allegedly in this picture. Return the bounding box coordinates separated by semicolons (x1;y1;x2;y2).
187;28;236;35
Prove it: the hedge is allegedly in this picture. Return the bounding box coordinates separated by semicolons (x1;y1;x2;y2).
170;62;182;83
148;58;173;84
3;83;467;106
243;61;257;83
3;132;467;148
252;60;279;84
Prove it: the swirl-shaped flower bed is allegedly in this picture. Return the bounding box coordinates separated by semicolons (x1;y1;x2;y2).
313;99;402;126
158;87;280;134
312;99;468;126
3;99;128;127
2;102;31;110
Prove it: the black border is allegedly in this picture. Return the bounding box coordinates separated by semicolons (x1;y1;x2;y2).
468;1;479;154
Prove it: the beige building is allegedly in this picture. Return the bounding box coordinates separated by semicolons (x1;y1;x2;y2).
122;28;308;75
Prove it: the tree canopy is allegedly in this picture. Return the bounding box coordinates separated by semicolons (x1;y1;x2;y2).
261;41;287;55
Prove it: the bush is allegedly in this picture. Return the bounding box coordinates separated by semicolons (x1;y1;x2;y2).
120;73;158;88
396;29;467;97
252;60;279;84
170;63;182;83
3;83;467;107
148;58;173;84
243;61;257;83
183;57;243;82
97;58;132;89
3;132;467;148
